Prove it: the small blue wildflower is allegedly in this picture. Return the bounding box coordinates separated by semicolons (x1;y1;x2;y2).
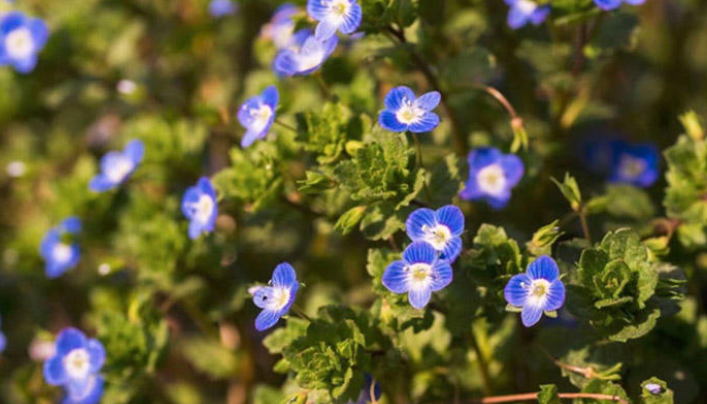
504;255;566;327
459;147;524;209
382;241;453;309
272;29;338;77
0;11;49;74
252;263;299;331
307;0;362;40
40;217;81;278
89;139;144;192
0;315;6;353
504;0;550;29
181;177;218;240
237;85;279;148
405;205;464;262
608;142;659;188
644;383;662;395
260;4;299;49
592;0;644;11
209;0;237;17
43;328;105;404
378;86;441;133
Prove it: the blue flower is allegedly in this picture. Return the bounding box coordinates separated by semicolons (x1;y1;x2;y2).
504;255;566;327
181;177;218;239
0;315;6;353
273;29;338;77
237;86;279;147
89;139;144;192
209;0;238;17
459;147;524;209
43;328;105;404
381;241;453;309
348;375;381;404
40;217;81;278
379;86;441;133
261;4;299;49
504;0;550;29
592;0;644;11
608;142;659;188
0;11;49;74
405;205;464;262
307;0;362;40
252;263;299;331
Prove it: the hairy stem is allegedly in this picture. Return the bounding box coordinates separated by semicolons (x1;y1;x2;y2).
465;392;629;404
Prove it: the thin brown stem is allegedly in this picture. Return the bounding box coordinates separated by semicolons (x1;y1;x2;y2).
578;208;592;243
463;392;629;404
411;132;433;202
274;119;298;132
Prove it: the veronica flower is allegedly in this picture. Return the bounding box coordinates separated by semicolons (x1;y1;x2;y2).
261;4;300;49
181;177;218;239
459;147;524;209
504;0;550;29
504;255;565;327
307;0;362;40
273;29;338;77
608;142;659;188
40;217;81;278
237;86;279;148
592;0;644;11
379;86;441;133
43;328;105;404
252;263;299;331
89;139;144;192
405;205;464;262
0;11;49;73
0;315;6;353
209;0;237;17
382;241;453;309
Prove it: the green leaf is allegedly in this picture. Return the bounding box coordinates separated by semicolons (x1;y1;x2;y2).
537;384;561;404
297;171;336;194
181;337;238;379
552;173;582;211
527;220;564;256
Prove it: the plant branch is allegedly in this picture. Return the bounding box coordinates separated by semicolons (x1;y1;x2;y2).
461;392;629;404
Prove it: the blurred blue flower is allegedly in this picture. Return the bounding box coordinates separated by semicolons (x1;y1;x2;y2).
0;315;6;353
378;86;441;133
459;147;524;209
348;374;381;404
609;142;659;188
406;205;464;262
504;0;550;29
237;85;279;147
89;139;144;192
0;11;49;73
182;177;218;239
593;0;644;11
382;241;453;309
40;217;81;278
273;29;338;77
252;263;299;331
504;255;565;327
209;0;237;17
307;0;362;40
260;4;299;49
43;328;105;404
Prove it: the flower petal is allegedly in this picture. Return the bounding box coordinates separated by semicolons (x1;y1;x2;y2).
89;174;116;192
527;255;560;281
314;18;338;41
55;328;87;355
340;3;362;34
383;86;416;111
272;262;297;287
415;91;441;111
86;339;106;373
306;0;329;20
402;241;438;264
379;110;408;132
429;260;453;291
544;279;566;312
408;112;439;133
381;260;409;293
593;0;622;10
504;273;531;307
507;6;530;29
43;355;68;385
441;237;462;262
435;205;464;236
272;49;298;77
124;139;145;164
408;285;432;309
467;148;502;170
405;208;437;240
255;309;281;331
253;287;275;309
521;302;543;327
499;154;524;187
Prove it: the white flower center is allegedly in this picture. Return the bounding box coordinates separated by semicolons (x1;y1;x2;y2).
406;262;432;289
52;243;73;264
522;278;550;306
193;194;215;223
422;224;451;250
395;98;424;125
106;156;134;183
328;0;350;18
64;348;91;379
265;286;291;311
5;28;34;59
477;164;506;196
249;104;273;133
516;0;538;15
618;155;646;179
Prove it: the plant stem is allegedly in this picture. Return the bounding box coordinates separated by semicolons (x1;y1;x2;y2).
314;72;331;99
274;119;298;132
578;208;592;243
384;26;467;156
463;392;629;404
411;132;433;202
468;327;493;396
291;305;312;322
